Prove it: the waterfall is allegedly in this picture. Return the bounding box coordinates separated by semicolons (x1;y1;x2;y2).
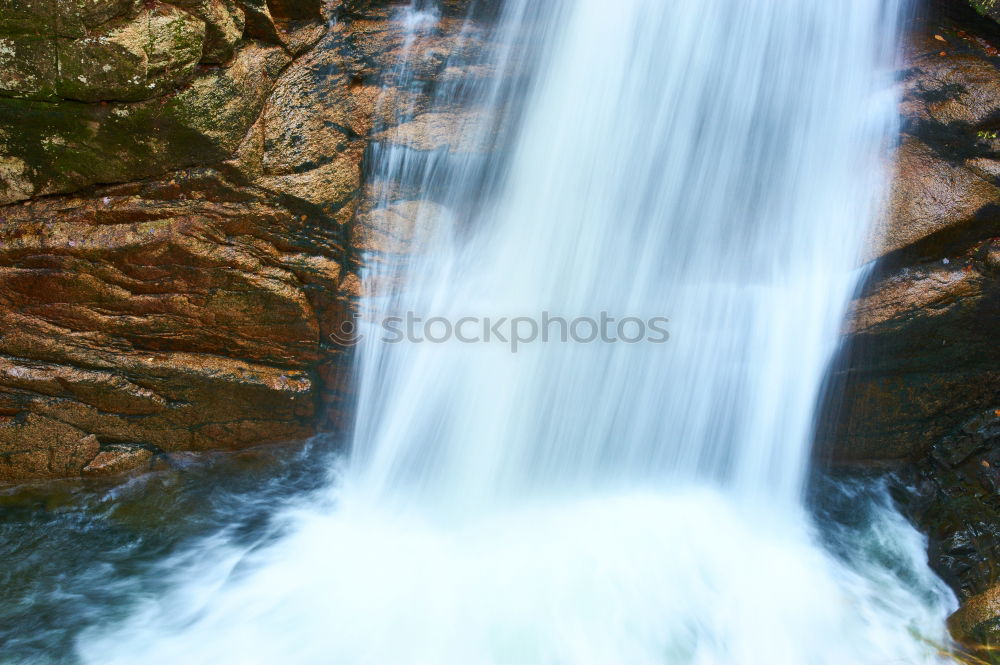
79;1;958;663
352;0;904;507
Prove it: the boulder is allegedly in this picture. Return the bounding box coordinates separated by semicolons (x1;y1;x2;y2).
950;583;1000;646
0;0;494;483
882;137;1000;256
173;0;246;64
0;41;291;204
0;0;138;39
0;168;356;480
824;6;1000;466
823;2;1000;647
82;445;155;477
56;4;206;103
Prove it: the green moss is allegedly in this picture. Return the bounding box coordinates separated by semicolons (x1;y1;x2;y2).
0;42;290;203
970;0;1000;21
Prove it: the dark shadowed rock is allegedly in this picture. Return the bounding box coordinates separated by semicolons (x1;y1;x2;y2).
821;2;1000;653
823;4;1000;467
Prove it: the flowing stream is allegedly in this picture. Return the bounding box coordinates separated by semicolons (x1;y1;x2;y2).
69;0;961;663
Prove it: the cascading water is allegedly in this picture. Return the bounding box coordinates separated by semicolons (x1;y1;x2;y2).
78;0;958;663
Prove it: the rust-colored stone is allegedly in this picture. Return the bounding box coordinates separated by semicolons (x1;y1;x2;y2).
82;446;155;477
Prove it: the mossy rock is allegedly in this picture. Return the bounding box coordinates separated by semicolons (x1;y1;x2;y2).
970;0;1000;23
0;35;58;100
57;5;206;103
172;0;247;64
0;41;290;203
0;0;138;38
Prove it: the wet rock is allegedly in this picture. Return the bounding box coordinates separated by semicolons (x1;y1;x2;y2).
352;199;451;296
823;5;1000;466
0;169;356;477
0;0;488;482
82;445;154;477
890;409;1000;600
882;137;1000;256
0;40;290;204
173;0;246;64
57;4;206;103
820;237;1000;463
950;583;1000;663
0;425;100;483
353;200;450;257
969;0;1000;25
823;2;1000;630
373;110;498;153
258;149;364;208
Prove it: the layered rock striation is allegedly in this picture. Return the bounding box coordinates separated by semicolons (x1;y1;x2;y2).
0;0;495;480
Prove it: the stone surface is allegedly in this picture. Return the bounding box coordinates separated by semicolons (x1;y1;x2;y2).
0;426;100;483
0;35;59;100
822;4;1000;467
0;41;291;204
57;4;206;103
0;0;497;481
0;0;139;39
373;110;497;153
891;408;1000;602
821;1;1000;650
881;136;1000;256
82;445;154;477
969;0;1000;25
174;0;246;64
0;0;348;205
951;583;1000;648
0;168;357;480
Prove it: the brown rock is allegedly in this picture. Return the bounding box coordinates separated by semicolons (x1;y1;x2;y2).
0;423;100;482
0;39;293;205
56;3;207;103
82;445;154;477
882;137;999;256
373;110;498;153
0;168;356;472
352;200;452;296
950;584;1000;649
259;147;364;207
821;238;1000;463
0;0;493;482
902;40;1000;128
826;11;1000;468
173;0;247;64
237;0;324;54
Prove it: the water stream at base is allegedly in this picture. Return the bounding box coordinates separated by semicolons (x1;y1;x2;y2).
75;0;960;663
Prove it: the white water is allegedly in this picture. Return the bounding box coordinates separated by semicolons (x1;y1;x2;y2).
79;1;958;663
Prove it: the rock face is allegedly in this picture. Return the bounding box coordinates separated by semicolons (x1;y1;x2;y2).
820;0;1000;655
0;0;494;481
820;2;1000;468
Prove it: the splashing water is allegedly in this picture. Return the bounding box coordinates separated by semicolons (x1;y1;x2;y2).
78;0;958;663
